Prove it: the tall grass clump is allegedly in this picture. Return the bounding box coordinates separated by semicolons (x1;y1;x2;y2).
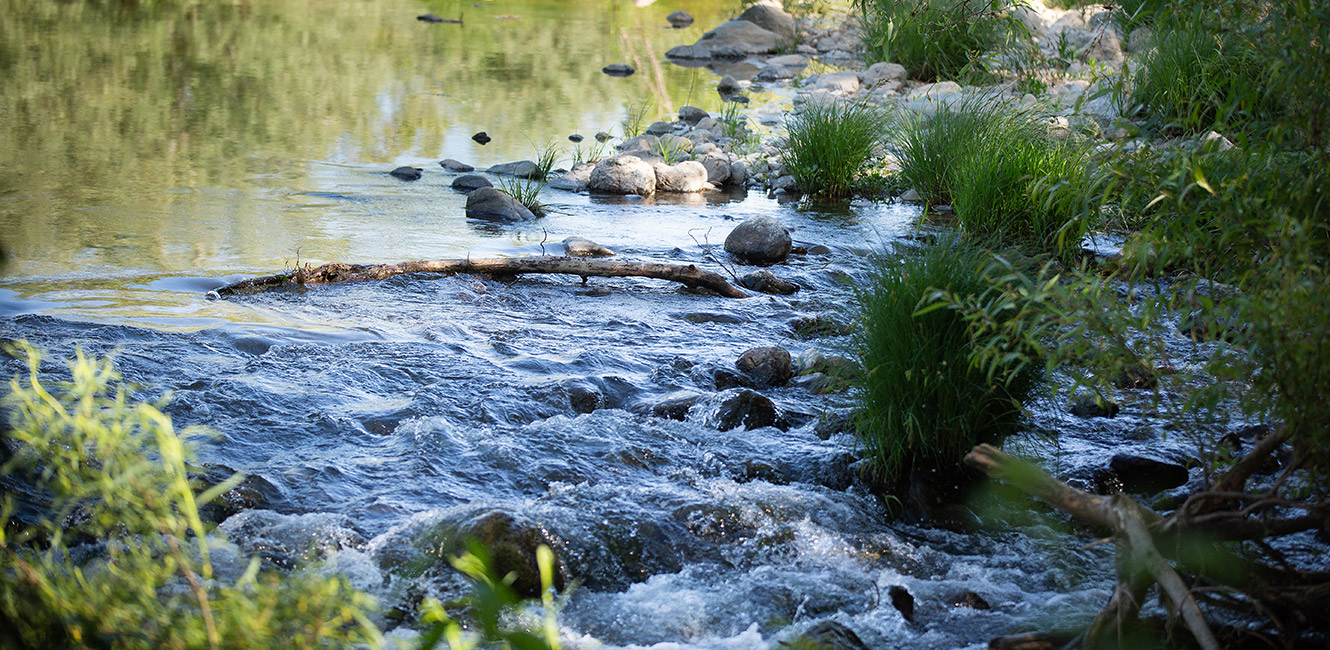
780;99;887;198
497;176;548;217
857;0;1019;82
886;98;1002;206
853;240;1040;487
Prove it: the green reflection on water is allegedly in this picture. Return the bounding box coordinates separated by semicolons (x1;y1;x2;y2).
0;0;736;286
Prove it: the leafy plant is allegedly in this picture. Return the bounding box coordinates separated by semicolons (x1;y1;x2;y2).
852;239;1041;486
857;0;1023;83
779;99;887;197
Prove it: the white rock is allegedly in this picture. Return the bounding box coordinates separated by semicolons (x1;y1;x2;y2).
859;62;907;89
652;161;709;192
589;155;657;195
807;71;861;94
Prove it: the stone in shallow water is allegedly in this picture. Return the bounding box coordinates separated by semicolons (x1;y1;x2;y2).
487;160;542;179
451;174;492;192
725;215;791;265
740;269;799;295
602;63;636;77
797;620;870;650
735;346;792;388
439;158;474;172
562;236;614;257
713;389;786;431
666;9;694;27
1107;454;1190;494
472;131;491;145
464;187;535;222
389;166;422;181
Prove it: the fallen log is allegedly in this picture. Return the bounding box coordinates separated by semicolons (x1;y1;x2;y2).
209;258;750;299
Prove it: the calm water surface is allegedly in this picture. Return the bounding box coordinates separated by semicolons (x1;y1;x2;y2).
0;2;1134;648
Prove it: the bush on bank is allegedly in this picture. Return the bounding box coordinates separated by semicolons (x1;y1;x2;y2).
857;0;1022;83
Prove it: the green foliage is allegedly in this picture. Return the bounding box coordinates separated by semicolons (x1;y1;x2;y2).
857;0;1022;83
620;99;654;138
887;99;1095;257
852;240;1041;485
650;137;691;165
417;544;564;650
534;143;560;181
779;99;887;198
0;344;381;649
496;177;548;217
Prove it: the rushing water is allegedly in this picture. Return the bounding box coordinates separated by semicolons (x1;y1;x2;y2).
0;1;1217;647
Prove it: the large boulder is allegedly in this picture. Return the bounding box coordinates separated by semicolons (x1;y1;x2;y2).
713;389;786;431
487;160;543;179
736;346;793;388
407;506;564;597
464;187;536;222
725;215;792;265
589;155;656;195
698;154;732;184
652;161;709;193
666;21;783;59
860;62;907;89
737;1;796;44
548;162;594;192
451;174;493;192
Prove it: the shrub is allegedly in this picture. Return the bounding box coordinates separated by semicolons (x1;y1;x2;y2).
857;0;1020;83
852;240;1040;486
779;99;887;197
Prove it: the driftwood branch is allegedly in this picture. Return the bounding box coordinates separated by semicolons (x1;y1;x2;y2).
965;444;1219;650
211;258;750;299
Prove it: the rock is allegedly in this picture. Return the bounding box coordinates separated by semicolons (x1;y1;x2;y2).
774;174;799;192
728;160;749;186
714;389;785;431
695;116;721;133
439;158;474;172
1069;393;1119;418
656;133;694;154
679;106;709;125
725;215;791;265
1107;454;1190;494
549;162;594;192
737;1;797;44
464;187;536;223
1202;130;1235;152
487;160;543;179
602;63;636;77
698;154;732;184
390;166;423;181
794;349;857;382
595;131;613;143
740;269;798;295
472;131;491;145
651;392;705;420
956;590;991;610
808;71;861;94
645;121;674;136
617;134;659;153
411;506;563;597
653;161;709;193
860;61;907;89
451;174;493;192
1015;6;1045;38
1050;10;1086;33
756;65;797;81
1113;364;1157;389
667;10;695;28
666;21;783;59
589;155;656;195
717;75;742;93
900;188;922;203
563;236;614;257
1080;29;1123;64
890;585;915;622
680;312;747;325
795;621;870;650
905;81;963;101
789;315;852;339
735;346;793;388
568;134;584;143
417;14;457;24
1127;26;1154;53
195;464;282;525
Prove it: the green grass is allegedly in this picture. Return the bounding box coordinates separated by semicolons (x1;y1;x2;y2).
779;99;887;197
497;177;548;216
650;137;691;165
857;0;1019;83
853;240;1039;486
886;98;1094;257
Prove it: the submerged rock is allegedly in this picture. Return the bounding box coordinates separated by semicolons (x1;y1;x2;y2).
889;585;915;622
796;620;870;650
602;63;636;77
1107;454;1190;494
735;346;792;388
650;391;705;421
1070;393;1120;418
589;155;656;195
464;187;536;222
725;215;792;265
410;506;564;597
440;158;474;172
563;236;614;257
451;174;493;192
713;389;786;431
390;166;423;181
472;131;491;145
740;269;799;295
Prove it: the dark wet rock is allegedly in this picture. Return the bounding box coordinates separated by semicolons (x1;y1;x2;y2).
735;346;792;388
440;158;475;172
808;244;833;255
666;9;694;28
464;187;536;223
666;21;783;60
565;383;604;414
1070;393;1120;418
679;312;747;324
595;131;613;143
794;349;859;385
645;121;675;136
794;620;870;650
651;391;705;421
713;368;745;390
472;131;491;145
417;14;461;24
679;106;709;125
788;315;853;339
741;459;785;484
890;585;915;622
411;506;564;597
698;154;733;184
1113;363;1158;389
195;464;283;525
740;269;799;295
575;287;612;297
714;389;786;431
220;510;366;565
1107;454;1189;494
451;174;493;192
737;1;797;44
814;411;853;440
487;160;543;179
602;63;635;77
652;161;709;193
1178;309;1242;342
725;215;791;265
390;166;423;181
589;155;656;195
956;590;991;609
563;236;614;257
568;134;584;143
717;75;742;94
